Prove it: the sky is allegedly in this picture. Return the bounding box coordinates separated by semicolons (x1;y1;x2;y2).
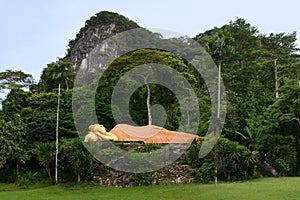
1;0;300;83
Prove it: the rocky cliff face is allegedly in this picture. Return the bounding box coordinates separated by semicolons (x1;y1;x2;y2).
63;11;139;74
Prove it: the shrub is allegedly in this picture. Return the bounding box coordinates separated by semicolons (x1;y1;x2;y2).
194;162;214;183
17;172;40;188
274;159;290;176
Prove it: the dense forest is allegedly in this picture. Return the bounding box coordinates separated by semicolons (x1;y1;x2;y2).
0;11;299;186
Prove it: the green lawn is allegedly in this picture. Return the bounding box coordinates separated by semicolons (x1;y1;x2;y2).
0;178;299;200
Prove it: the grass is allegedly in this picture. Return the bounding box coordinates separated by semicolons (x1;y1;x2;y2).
0;177;299;200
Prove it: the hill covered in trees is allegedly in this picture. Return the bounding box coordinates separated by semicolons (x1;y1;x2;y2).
0;11;299;186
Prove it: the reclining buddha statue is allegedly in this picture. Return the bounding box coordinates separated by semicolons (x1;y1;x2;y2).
84;124;201;143
84;124;118;142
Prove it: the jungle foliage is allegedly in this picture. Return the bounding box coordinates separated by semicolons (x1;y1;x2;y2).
0;16;300;185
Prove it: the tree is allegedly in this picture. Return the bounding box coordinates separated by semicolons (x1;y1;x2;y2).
0;120;12;169
40;61;74;92
258;134;296;176
135;65;155;126
95;48;202;130
34;142;55;183
1;87;30;121
55;80;60;184
200;30;233;186
60;138;94;182
0;70;35;92
236;126;262;151
42;61;74;184
0;116;30;180
259;32;299;99
268;79;300;174
271;79;300;125
58;89;78;138
218;137;257;180
27;111;56;143
143;74;152;125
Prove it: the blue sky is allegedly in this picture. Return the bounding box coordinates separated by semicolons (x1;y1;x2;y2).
1;0;300;82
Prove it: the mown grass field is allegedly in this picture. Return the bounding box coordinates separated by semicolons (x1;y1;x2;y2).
0;177;299;200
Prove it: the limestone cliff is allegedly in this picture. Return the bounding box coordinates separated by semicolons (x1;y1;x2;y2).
63;11;139;73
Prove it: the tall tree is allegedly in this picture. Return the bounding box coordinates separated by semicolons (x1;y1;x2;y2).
142;74;152;125
42;61;74;184
0;70;35;92
1;87;30;121
40;61;74;92
259;32;299;99
202;30;233;186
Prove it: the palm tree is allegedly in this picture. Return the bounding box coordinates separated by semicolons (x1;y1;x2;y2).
34;142;55;183
205;31;233;186
236;126;262;151
60;138;93;182
41;61;74;92
44;61;74;184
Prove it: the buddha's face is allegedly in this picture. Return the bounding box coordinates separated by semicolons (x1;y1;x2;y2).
94;124;107;134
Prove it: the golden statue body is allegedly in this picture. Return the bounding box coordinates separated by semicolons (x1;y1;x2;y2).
84;124;201;143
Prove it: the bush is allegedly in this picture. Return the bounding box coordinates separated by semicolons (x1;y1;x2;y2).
274;159;290;176
0;163;16;183
184;139;203;167
17;172;40;188
134;173;152;186
258;134;297;176
194;162;214;183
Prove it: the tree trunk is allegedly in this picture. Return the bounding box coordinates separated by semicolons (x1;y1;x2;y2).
65;79;69;90
217;63;221;120
214;62;222;186
227;173;231;181
214;148;218;186
46;166;53;183
187;110;190;126
77;174;81;182
55;83;61;184
144;75;152;126
16;161;19;181
274;59;279;99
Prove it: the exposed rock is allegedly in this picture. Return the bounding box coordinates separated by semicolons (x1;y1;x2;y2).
93;160;196;187
63;11;139;77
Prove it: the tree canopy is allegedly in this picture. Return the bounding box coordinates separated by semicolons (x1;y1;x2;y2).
0;70;35;92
